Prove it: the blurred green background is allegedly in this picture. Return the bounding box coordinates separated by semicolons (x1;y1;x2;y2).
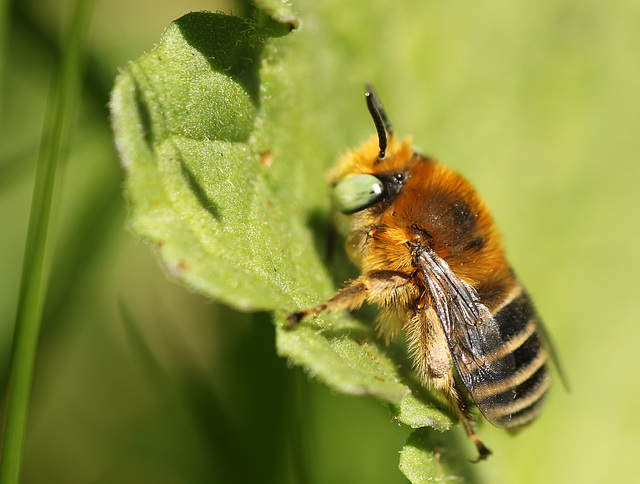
2;0;640;482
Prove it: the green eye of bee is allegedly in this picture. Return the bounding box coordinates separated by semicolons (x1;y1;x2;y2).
333;174;384;214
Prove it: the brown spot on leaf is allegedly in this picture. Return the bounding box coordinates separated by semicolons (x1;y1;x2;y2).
260;150;273;167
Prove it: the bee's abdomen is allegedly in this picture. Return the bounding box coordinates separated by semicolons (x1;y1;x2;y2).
473;286;551;428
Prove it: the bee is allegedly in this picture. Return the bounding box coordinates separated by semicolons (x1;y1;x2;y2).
288;86;559;460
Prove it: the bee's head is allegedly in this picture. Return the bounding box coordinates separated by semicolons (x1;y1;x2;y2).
330;86;415;214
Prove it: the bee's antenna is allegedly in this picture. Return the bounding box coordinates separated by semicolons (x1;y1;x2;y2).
365;84;393;160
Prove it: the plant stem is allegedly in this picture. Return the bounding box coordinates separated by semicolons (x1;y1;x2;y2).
0;1;94;482
0;0;11;114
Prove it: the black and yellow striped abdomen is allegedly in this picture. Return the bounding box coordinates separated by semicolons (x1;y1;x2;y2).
467;283;551;428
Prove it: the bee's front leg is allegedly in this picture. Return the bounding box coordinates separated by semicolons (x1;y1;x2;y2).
286;270;413;326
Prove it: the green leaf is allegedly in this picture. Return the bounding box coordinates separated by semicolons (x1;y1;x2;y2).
110;8;458;480
111;12;303;311
250;0;300;35
276;322;409;402
399;428;476;483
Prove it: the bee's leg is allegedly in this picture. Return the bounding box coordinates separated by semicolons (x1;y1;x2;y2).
405;308;491;461
460;413;492;462
287;270;413;325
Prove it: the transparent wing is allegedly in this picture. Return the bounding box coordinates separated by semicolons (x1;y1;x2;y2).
414;247;516;424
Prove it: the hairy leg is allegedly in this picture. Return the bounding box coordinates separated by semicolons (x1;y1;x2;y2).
406;308;491;461
287;270;414;324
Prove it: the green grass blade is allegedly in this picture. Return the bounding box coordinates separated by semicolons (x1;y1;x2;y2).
0;0;11;112
0;0;94;482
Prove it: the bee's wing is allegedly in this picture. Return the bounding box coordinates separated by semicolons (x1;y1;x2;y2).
414;248;516;426
530;303;569;392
